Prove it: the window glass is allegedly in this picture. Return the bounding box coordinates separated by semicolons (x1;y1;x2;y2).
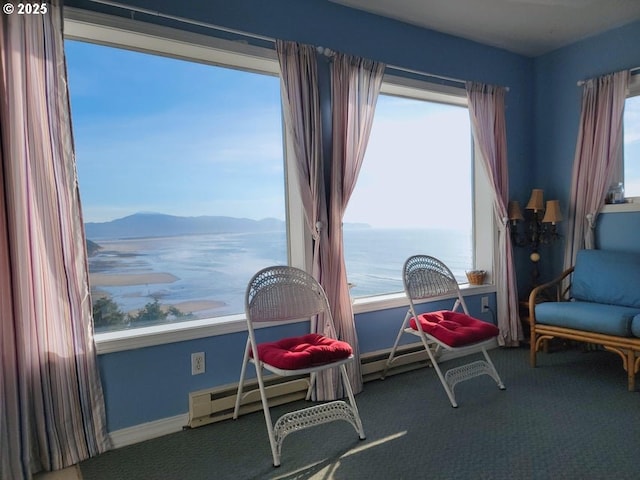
624;94;640;198
344;93;473;297
65;40;287;332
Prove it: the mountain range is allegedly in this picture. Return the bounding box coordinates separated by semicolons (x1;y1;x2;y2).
84;213;285;239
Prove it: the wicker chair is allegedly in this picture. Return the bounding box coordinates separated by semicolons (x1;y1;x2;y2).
232;266;365;467
382;255;505;407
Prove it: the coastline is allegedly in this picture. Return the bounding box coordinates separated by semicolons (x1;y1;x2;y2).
89;272;225;314
90;272;179;286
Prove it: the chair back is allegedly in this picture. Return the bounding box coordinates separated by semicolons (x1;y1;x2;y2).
403;255;468;314
246;265;334;328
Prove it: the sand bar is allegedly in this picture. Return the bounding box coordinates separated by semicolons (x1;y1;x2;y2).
169;300;225;313
90;272;179;287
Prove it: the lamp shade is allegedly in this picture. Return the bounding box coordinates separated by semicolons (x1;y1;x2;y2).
542;200;562;224
508;200;524;221
526;189;544;212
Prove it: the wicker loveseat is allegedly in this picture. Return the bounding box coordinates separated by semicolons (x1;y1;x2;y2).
529;249;640;391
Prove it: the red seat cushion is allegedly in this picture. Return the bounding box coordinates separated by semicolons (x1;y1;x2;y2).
409;310;499;347
255;333;353;370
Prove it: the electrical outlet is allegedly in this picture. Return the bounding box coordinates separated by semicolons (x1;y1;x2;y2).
481;296;489;313
191;352;205;375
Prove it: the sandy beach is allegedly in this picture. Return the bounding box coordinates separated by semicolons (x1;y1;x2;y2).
90;272;179;286
168;299;225;313
89;272;225;314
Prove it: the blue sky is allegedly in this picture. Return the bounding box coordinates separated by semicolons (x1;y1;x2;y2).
346;95;472;229
66;39;640;228
65;40;285;223
66;40;472;230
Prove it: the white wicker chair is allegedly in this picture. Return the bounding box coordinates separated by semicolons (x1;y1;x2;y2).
382;255;505;407
233;266;365;467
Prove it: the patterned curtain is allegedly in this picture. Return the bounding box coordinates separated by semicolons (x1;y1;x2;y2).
0;2;110;478
275;40;328;285
563;71;629;271
319;52;384;397
466;82;521;347
276;42;384;399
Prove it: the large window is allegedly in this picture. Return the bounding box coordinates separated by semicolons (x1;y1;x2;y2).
65;13;494;345
344;80;486;298
624;79;640;198
65;28;287;333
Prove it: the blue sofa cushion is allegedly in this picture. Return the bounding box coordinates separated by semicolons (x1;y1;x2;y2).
535;301;640;337
571;250;640;308
631;314;640;338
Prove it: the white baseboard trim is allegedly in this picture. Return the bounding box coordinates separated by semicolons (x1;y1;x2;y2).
108;413;189;449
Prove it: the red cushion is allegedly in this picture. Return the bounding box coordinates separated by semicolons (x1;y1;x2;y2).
255;333;353;370
409;310;499;347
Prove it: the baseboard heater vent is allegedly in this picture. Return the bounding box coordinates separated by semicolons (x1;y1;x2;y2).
188;375;310;428
187;343;430;429
361;345;431;382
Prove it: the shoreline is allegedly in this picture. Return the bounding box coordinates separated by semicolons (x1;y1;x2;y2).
90;272;179;287
89;272;226;314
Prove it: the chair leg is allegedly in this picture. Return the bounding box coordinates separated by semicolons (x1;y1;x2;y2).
381;311;411;379
253;361;281;467
530;331;538;367
482;348;506;390
233;338;252;419
339;364;366;440
306;372;316;401
421;337;458;408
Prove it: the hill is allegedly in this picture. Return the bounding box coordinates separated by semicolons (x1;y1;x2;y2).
84;213;285;239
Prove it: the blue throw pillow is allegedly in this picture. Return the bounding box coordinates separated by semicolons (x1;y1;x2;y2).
571;250;640;308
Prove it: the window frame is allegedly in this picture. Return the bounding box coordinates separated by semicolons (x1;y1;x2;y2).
65;9;310;353
603;72;640;213
65;9;496;354
624;74;640;201
346;74;495;302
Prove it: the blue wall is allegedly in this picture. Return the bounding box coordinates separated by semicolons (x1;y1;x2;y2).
99;293;495;431
597;211;640;253
531;20;640;282
63;0;640;432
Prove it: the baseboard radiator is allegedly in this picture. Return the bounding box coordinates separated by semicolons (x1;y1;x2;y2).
187;343;439;429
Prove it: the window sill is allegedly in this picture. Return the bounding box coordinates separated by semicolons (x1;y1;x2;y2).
94;283;496;354
351;283;496;314
601;199;640;213
94;314;247;354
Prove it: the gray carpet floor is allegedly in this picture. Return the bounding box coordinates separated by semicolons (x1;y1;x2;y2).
80;346;640;480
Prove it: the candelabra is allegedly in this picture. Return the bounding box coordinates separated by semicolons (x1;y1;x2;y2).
508;188;562;285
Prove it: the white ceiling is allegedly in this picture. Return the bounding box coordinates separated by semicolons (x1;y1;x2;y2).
330;0;640;57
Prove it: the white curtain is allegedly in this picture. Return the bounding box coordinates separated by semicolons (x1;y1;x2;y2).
466;82;521;347
563;70;629;270
0;2;111;478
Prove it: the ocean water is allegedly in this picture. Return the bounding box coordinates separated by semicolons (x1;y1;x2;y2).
344;228;472;297
88;228;472;330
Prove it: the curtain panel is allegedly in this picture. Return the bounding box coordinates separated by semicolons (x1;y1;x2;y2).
322;52;384;397
0;2;110;478
275;40;328;283
276;41;384;399
563;70;629;271
466;82;521;347
275;41;333;399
